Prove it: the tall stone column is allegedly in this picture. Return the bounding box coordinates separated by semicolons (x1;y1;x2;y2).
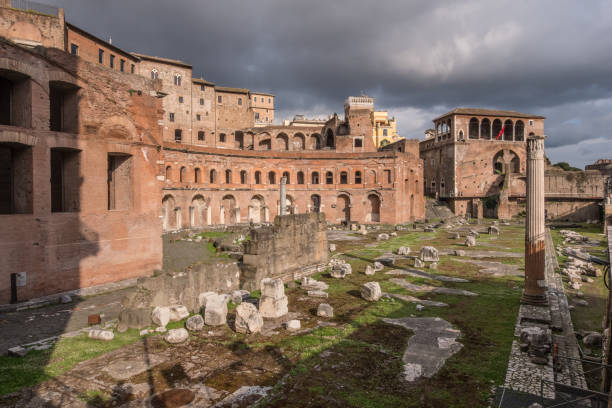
521;135;548;306
280;176;287;216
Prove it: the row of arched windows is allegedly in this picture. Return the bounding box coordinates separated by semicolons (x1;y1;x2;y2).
150;69;182;86
467;118;527;141
165;166;393;185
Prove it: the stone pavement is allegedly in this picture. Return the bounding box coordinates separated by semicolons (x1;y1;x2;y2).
0;287;131;354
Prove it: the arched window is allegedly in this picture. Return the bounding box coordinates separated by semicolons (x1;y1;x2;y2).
325;129;334;148
297;171;305;184
503;119;513;141
151;69;158;80
225;169;232;184
282;171;290;184
240;170;247;184
481;118;491;140
384;169;392;183
515;120;525;141
311;195;321;213
469;118;479;139
310;134;321;150
325;171;333;184
312;171;320;184
276;133;289;151
179;166;186;182
492;119;503;140
174;74;182;86
194;168;201;183
254;171;261;184
268;171;276;184
368;170;377;184
355;171;362;184
340;171;348;184
209;169;217;184
165;165;172;181
458;130;464;140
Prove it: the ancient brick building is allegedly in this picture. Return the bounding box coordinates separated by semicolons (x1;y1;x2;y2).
0;2;425;303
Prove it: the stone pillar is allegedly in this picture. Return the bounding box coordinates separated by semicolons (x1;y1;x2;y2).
206;206;211;226
219;206;225;225
264;206;270;222
280;176;287;216
521;135;548;306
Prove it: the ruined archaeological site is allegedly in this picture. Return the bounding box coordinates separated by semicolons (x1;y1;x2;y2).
1;1;612;408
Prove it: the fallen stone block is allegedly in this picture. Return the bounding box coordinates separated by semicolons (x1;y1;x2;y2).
397;246;411;256
198;291;218;309
429;262;438;270
185;315;204;331
377;233;389;241
169;305;189;322
259;295;288;319
88;329;114;341
373;261;384;271
317;303;334;318
331;263;352;278
301;277;328;291
450;232;460;239
152;306;170;327
235;302;263;334
376;256;395;267
164;328;189;344
8;346;27;357
364;265;375;275
420;246;439;262
308;290;329;298
488;226;500;235
204;295;228;326
414;258;425;268
465;236;476;247
286;320;301;331
361;282;382;302
329;243;336;252
261;278;286;299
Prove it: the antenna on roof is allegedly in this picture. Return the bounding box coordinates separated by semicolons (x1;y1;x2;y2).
109;36;112;45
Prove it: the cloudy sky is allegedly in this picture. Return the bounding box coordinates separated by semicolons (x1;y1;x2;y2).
46;0;612;168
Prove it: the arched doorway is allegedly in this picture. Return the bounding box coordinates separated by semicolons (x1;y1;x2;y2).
337;194;350;223
325;129;334;148
162;194;176;231
285;195;295;214
249;195;265;223
310;134;321;150
311;194;321;213
367;193;381;222
191;195;207;227
221;195;237;225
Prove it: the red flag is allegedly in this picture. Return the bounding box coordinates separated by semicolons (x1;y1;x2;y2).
496;125;505;140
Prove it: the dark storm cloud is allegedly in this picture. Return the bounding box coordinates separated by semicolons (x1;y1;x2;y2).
46;0;612;166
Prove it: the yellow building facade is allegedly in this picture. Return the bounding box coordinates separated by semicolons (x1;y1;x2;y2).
372;110;401;147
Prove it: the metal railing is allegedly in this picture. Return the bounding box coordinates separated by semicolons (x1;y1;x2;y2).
10;0;58;16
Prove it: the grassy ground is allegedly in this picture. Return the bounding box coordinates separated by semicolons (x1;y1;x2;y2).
1;223;526;407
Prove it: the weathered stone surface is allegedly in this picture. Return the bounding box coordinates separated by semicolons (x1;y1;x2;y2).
361;282;382;302
373;261;384;271
286;320;301;331
164;328;189;344
465;236;476;247
390;232;398;237
420;246;439;262
152;306;170;327
397;246;411;256
88;329;114;341
331;263;352;278
317;303;334;317
454;250;466;256
450;232;460;239
377;233;389;241
204;295;228;326
235;302;264;334
198;291;218;308
301;277;329;291
376;256;395;267
414;258;425;268
429;262;438;270
329;243;336;252
468;229;480;238
488;225;500;235
364;265;375;275
60;294;72;304
259;295;288;319
185;315;204;331
169;305;189;322
261;278;285;299
8;346;27;357
308;290;329;298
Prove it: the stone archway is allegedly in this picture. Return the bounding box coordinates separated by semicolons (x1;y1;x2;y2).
337;194;350;223
221;194;237;225
366;193;381;222
162;194;177;231
249;195;265;223
190;195;207;228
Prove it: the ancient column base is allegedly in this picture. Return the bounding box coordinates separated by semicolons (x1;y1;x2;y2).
520;291;548;306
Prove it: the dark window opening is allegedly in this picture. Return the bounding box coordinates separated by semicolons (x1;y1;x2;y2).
311;194;321;213
197;131;205;141
219;133;226;143
49;81;79;133
297;171;304;184
282;171;290;184
255;171;261;184
469;117;479;139
268;171;276;184
178;96;183;103
51;148;80;212
179;167;186;182
340;171;348;184
70;43;78;56
200;98;204;105
238;97;242;105
240;170;247;184
165;166;172;180
311;172;319;184
196;114;201;121
169;113;174;122
0;143;33;214
120;59;125;72
326;171;333;184
0;71;32;127
110;54;115;68
217;95;222;103
107;154;132;210
209;169;217;183
225;169;232;184
354;138;363;148
174;129;182;142
98;49;104;63
384;169;392;183
325;129;334;148
194;168;201;183
130;64;135;74
355;171;362;184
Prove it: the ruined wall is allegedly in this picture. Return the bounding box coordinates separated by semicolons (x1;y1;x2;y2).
543;169;607;222
0;4;65;49
0;40;162;304
240;213;328;290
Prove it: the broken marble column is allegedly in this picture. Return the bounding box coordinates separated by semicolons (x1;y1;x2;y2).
521;135;548;306
259;278;289;318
